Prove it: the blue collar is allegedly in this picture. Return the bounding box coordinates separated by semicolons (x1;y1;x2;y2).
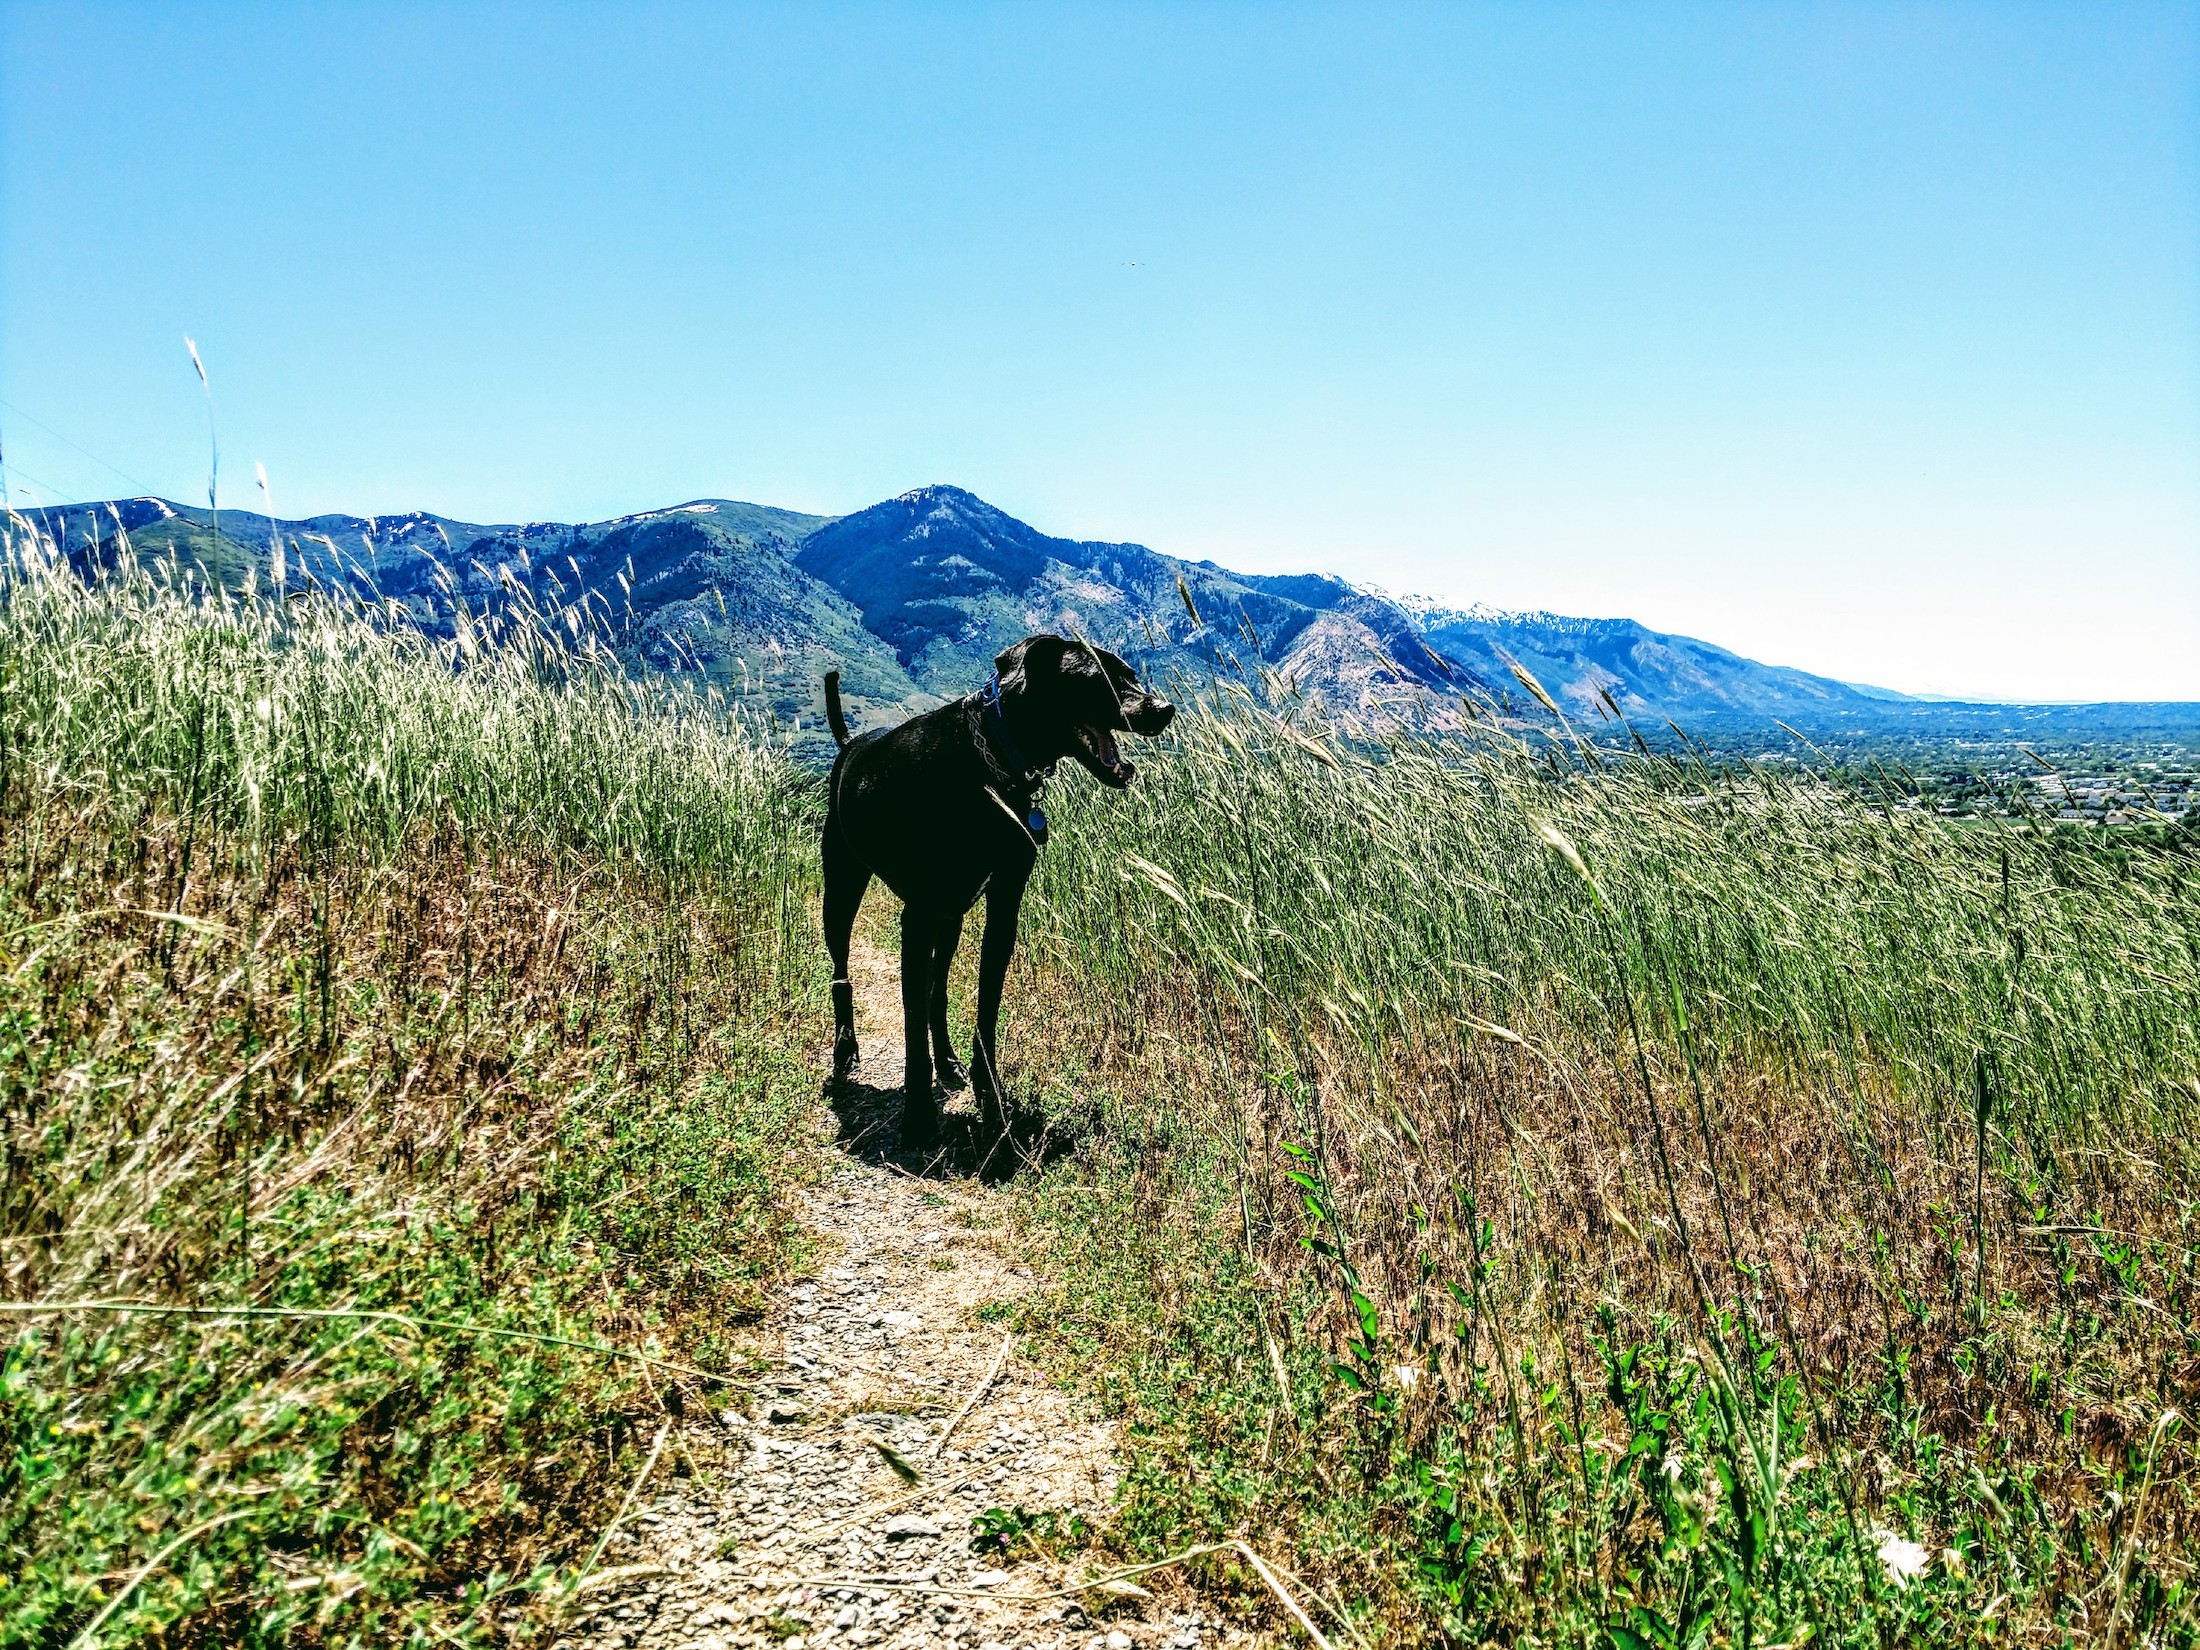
978;672;1052;847
978;671;1050;786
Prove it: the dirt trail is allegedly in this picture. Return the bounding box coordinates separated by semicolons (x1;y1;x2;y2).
551;933;1250;1650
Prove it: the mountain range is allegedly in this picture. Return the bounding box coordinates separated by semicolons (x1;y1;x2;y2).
21;485;2191;760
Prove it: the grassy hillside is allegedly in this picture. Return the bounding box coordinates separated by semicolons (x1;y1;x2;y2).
5;523;2197;1646
0;537;825;1645
1001;670;2200;1646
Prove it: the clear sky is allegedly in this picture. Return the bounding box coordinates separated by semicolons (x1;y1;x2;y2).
3;2;2195;701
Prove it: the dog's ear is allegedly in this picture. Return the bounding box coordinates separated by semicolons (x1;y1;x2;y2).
994;635;1072;695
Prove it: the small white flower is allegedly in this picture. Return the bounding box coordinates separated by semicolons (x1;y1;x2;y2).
1778;1454;1815;1496
1392;1365;1423;1392
1872;1527;1930;1587
1660;1452;1683;1484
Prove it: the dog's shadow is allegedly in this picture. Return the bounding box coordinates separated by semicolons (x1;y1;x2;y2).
823;1075;1086;1186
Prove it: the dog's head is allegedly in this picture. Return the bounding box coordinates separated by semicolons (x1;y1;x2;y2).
993;634;1175;788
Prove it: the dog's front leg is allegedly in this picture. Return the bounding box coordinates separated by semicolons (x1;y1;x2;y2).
970;869;1028;1132
899;905;942;1149
929;915;969;1094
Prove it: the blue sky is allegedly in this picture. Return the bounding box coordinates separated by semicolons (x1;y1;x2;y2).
3;1;2194;701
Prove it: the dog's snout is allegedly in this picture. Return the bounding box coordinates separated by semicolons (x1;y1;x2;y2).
1127;696;1175;736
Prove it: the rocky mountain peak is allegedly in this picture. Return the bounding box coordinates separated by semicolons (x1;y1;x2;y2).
27;484;1918;757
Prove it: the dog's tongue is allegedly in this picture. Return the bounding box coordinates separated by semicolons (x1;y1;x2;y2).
1092;727;1132;781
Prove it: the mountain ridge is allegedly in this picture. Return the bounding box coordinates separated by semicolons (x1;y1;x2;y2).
26;485;2189;759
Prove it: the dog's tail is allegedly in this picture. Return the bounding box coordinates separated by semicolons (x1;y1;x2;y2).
823;670;852;749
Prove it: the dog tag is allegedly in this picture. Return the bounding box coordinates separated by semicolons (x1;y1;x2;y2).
1026;808;1049;847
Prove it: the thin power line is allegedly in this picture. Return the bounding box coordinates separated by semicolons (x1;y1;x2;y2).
0;395;153;495
3;461;89;510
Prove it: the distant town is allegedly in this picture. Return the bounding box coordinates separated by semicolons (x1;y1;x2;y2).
1851;751;2193;826
1687;722;2196;830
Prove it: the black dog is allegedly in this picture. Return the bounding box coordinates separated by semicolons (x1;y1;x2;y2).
821;635;1175;1148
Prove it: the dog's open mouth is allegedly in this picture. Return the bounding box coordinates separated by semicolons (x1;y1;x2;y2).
1076;724;1136;787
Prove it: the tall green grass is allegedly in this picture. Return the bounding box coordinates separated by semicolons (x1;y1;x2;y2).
0;521;819;1646
1010;667;2200;1645
1033;674;2195;1149
0;526;803;878
15;508;2199;1645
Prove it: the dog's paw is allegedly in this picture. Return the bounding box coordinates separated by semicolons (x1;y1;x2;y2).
935;1053;969;1093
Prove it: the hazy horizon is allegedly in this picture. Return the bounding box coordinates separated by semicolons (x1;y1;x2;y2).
4;1;2195;702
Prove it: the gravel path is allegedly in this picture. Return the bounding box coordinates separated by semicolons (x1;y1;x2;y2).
551;934;1257;1650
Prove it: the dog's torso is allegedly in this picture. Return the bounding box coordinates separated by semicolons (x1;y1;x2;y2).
827;697;1040;914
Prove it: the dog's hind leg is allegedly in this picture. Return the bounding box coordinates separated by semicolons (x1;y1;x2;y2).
928;912;969;1093
970;868;1030;1134
822;823;869;1083
898;904;943;1148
